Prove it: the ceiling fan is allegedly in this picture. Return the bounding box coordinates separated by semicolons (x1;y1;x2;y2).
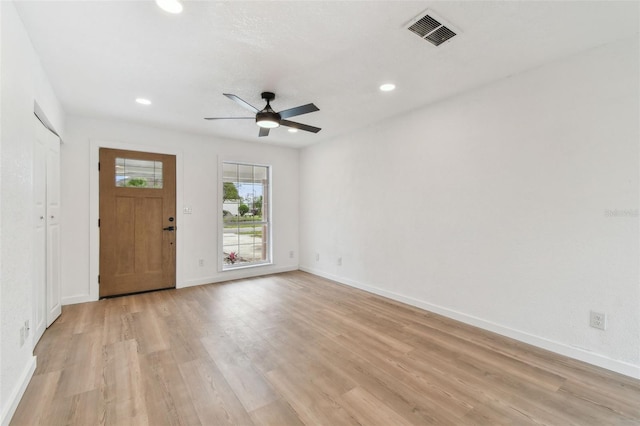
205;92;321;137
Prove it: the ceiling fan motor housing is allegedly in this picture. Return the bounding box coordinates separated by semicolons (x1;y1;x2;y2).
256;92;281;128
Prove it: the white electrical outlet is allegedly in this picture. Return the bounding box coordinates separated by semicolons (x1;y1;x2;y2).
24;320;30;338
337;257;342;266
315;253;320;261
198;259;204;267
590;311;606;330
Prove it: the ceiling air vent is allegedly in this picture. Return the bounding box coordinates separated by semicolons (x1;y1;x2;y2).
406;10;459;47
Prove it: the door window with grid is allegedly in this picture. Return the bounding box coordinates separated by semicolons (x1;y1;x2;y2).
222;162;270;269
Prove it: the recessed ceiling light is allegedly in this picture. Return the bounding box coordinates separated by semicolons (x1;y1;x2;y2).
155;0;183;14
288;128;298;133
136;98;152;105
379;83;396;92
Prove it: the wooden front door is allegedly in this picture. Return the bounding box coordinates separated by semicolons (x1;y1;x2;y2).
99;148;176;297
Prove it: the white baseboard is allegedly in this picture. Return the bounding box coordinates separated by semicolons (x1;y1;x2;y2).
1;356;37;426
62;265;300;304
299;266;640;380
62;294;94;305
179;265;299;289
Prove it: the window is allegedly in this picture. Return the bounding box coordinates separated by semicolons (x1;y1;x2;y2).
115;157;163;188
222;162;270;269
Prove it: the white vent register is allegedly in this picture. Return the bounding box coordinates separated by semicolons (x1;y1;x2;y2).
406;10;459;47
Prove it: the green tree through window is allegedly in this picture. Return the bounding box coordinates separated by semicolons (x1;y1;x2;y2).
223;182;239;201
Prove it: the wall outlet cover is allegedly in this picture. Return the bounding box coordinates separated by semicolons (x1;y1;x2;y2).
590;311;606;330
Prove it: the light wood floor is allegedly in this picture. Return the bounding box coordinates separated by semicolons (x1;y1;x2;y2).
12;271;640;425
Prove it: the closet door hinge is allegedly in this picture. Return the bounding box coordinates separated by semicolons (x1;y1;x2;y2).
98;275;100;284
98;162;101;171
98;218;101;227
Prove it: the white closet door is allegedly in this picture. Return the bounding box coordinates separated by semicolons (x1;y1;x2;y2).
33;117;62;342
33;120;48;344
45;129;61;327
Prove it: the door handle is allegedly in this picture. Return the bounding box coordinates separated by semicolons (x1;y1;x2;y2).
163;226;175;231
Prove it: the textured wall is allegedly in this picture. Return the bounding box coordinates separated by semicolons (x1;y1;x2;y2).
0;2;65;422
300;37;639;377
0;0;3;413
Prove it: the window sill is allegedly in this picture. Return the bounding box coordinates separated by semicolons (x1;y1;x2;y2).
222;261;272;272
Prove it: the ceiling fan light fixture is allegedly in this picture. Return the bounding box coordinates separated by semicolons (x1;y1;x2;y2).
256;112;280;128
155;0;183;14
256;102;281;128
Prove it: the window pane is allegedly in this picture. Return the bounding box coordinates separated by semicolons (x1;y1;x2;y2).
254;166;267;181
115;158;163;188
222;162;270;269
222;163;237;182
237;245;254;262
223;209;239;224
238;164;253;182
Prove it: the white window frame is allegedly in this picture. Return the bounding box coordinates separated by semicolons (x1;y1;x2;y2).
219;161;272;271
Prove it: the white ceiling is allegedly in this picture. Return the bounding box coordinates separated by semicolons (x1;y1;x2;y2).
14;1;639;148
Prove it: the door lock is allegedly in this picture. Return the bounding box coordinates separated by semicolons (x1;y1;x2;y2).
163;226;175;231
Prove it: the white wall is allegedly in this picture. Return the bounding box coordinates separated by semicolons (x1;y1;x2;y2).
60;116;299;303
300;37;640;378
0;2;65;423
0;0;4;416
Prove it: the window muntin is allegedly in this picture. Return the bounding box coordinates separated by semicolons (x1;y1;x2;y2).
115;158;163;188
222;162;270;269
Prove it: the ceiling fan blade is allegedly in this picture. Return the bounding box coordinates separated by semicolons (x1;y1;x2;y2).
280;119;321;133
278;103;319;119
224;93;260;113
259;127;270;137
204;117;254;120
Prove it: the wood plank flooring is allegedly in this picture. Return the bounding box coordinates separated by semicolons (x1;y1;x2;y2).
11;271;640;425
